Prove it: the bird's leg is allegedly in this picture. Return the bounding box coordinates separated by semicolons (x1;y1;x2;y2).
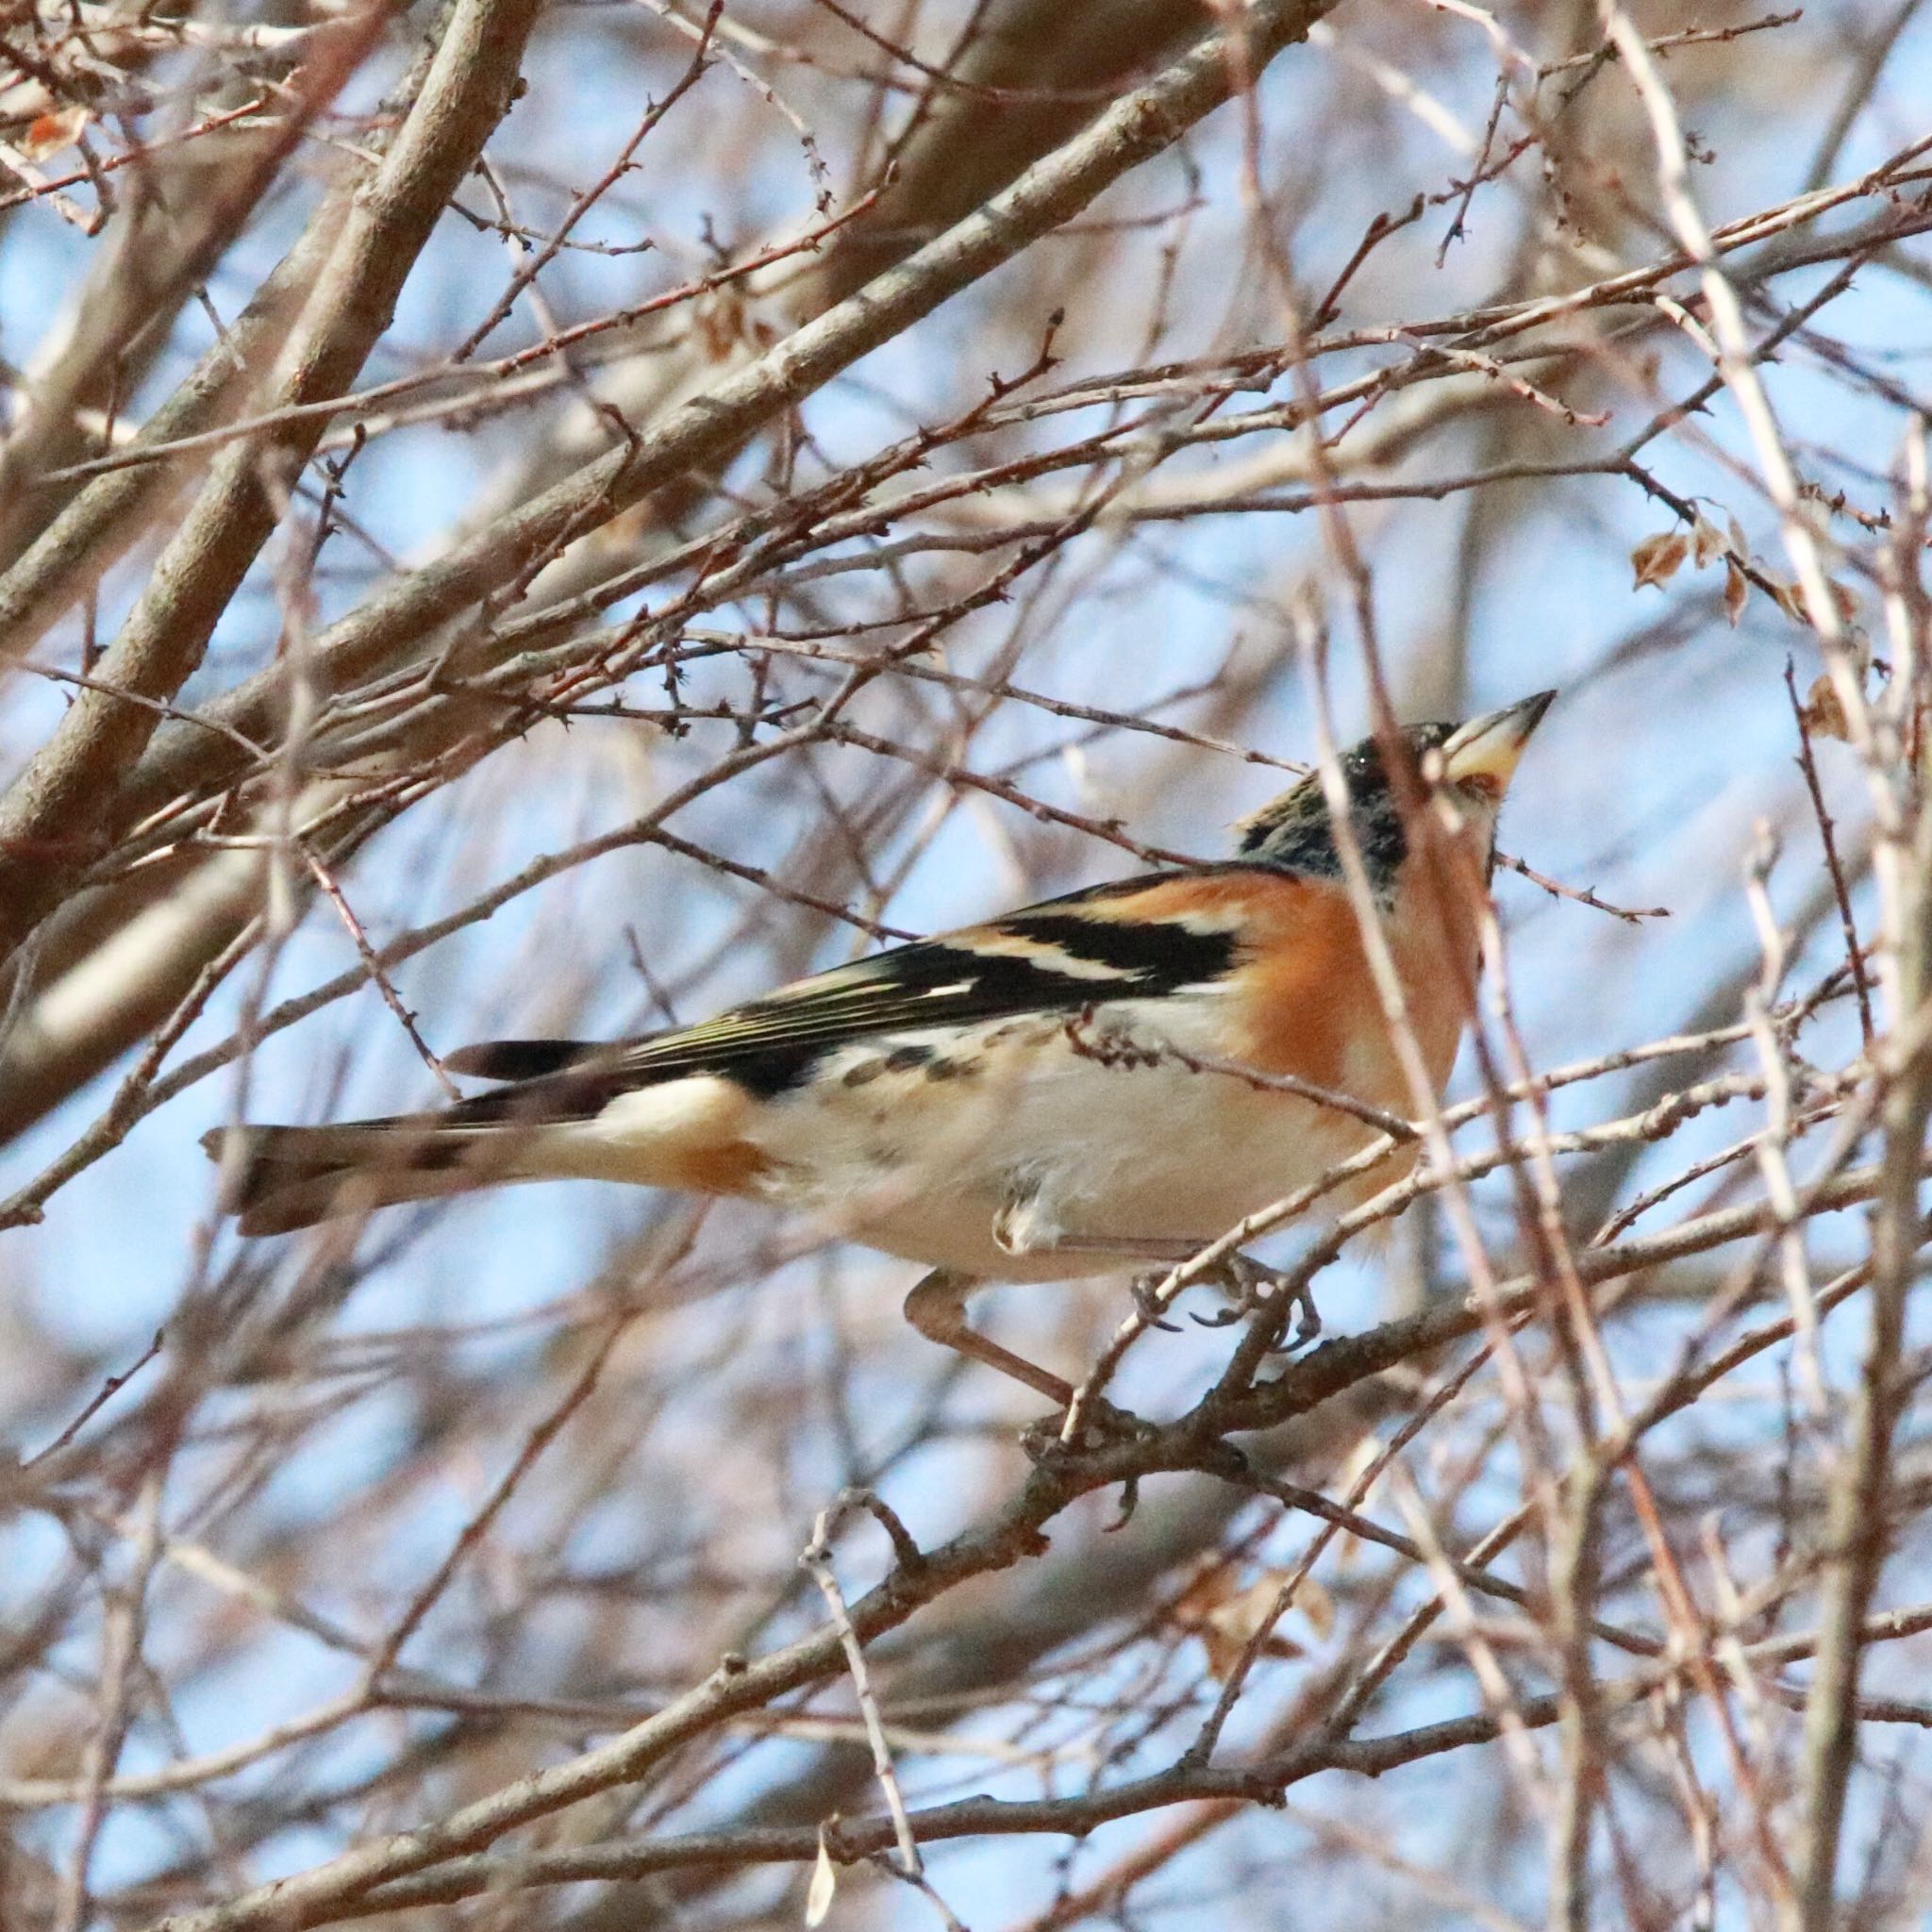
901;1272;1149;1457
902;1270;1074;1407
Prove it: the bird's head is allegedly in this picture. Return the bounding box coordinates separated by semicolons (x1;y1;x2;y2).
1234;691;1555;891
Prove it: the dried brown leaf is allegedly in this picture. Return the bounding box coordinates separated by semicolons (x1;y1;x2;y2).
1296;1575;1337;1642
1631;529;1690;590
1724;558;1750;626
1173;1566;1310;1678
1800;675;1851;743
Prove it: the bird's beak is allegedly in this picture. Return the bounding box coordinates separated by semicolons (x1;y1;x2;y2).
1440;690;1556;794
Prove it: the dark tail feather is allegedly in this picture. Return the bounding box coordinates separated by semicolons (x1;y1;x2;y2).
442;1039;605;1081
202;1114;529;1237
204;1052;672;1235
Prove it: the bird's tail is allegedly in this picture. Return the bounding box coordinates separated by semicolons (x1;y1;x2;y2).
202;1108;549;1237
202;1045;622;1236
203;1040;765;1236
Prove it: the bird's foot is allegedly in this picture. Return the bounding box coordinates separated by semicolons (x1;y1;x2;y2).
1021;1393;1156;1530
1190;1253;1321;1349
1020;1391;1151;1462
1128;1270;1185;1331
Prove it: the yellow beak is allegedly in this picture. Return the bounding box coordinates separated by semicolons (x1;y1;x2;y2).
1440;690;1556;794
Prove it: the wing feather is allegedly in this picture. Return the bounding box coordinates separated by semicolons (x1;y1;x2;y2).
456;870;1252;1100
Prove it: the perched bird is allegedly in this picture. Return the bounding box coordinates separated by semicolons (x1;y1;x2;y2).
206;694;1553;1402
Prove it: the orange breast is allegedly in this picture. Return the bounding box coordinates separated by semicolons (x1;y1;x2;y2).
1100;866;1482;1115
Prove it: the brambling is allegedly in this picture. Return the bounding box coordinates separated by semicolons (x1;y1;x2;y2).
206;693;1553;1403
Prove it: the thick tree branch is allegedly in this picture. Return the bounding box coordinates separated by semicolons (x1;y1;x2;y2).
0;0;547;968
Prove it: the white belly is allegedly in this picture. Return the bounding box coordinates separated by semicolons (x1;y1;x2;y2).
737;999;1388;1281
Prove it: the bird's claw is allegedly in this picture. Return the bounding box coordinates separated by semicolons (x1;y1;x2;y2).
1025;1394;1154;1527
1189;1304;1242;1329
1128;1271;1184;1331
1020;1394;1150;1463
1199;1254;1322;1350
